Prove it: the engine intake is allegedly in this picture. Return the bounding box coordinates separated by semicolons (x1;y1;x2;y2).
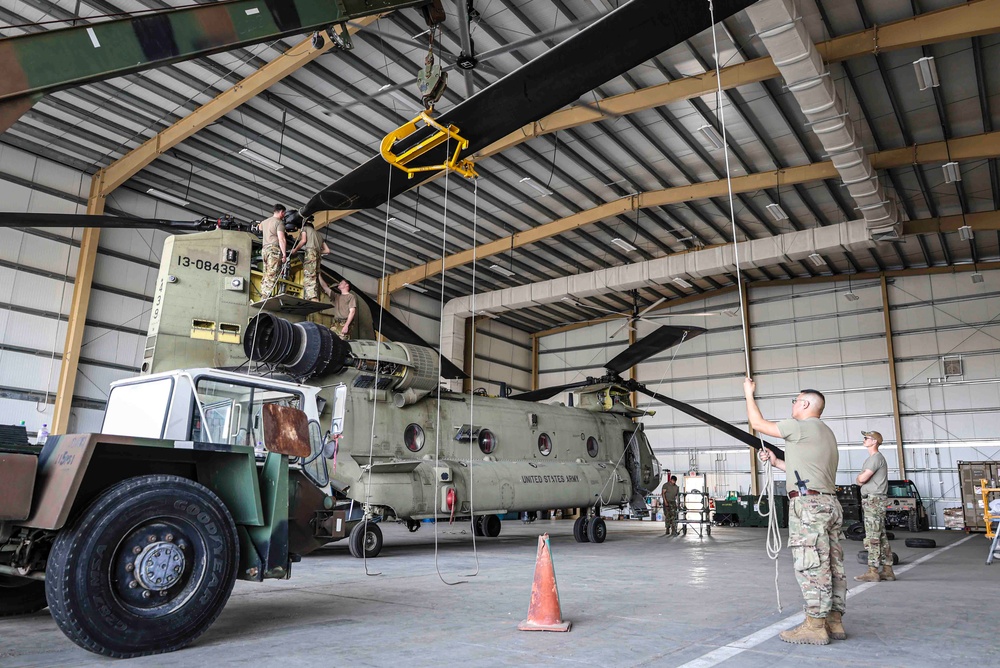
244;313;350;379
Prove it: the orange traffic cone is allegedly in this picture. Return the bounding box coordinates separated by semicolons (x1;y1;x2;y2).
518;533;572;632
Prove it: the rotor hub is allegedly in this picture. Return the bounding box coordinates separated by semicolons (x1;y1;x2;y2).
133;541;186;591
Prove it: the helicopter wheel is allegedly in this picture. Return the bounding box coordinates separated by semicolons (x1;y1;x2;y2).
473;516;485;537
348;521;383;559
586;517;607;544
481;515;502;538
406;520;420;533
573;517;590;543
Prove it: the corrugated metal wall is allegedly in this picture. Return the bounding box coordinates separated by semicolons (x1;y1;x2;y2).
537;272;1000;527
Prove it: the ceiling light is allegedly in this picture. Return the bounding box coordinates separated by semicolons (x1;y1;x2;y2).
238;148;284;171
958;225;974;241
697;124;725;150
844;292;860;302
490;264;515;277
146;188;189;207
380;84;423;112
477;310;499;319
403;282;427;293
611;237;637;252
672;277;693;289
765;203;789;221
561;296;583;307
942;161;962;183
913;56;939;91
972;272;985;284
519;177;553;196
390;218;420;234
808;253;825;267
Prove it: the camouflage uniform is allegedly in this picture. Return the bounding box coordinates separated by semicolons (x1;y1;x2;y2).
302;247;320;300
259;244;283;299
788;494;846;618
663;502;678;535
862;494;890;568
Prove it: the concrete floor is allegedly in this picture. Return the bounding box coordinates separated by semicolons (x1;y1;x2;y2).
1;521;996;667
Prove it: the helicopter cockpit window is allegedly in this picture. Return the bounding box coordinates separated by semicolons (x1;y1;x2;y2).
586;436;599;458
478;429;497;455
404;423;425;452
537;433;552;456
192;378;301;452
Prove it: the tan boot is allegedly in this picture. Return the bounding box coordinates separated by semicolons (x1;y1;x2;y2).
880;564;896;581
854;566;881;582
779;616;830;645
825;610;846;640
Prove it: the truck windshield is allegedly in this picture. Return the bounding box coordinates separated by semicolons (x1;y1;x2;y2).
103;378;174;438
193;378;301;450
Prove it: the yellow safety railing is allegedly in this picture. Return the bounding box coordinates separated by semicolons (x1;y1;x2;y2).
982;478;1000;539
380;109;478;179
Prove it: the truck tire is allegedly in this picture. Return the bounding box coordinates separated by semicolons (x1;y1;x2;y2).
845;522;865;541
348;521;383;558
45;475;238;658
0;577;48;617
907;512;922;533
905;538;936;548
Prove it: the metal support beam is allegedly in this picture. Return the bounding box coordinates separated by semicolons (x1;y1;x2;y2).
52;176;103;433
880;273;907;478
387;131;1000;293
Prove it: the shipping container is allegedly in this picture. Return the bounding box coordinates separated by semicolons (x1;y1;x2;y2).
958;461;1000;532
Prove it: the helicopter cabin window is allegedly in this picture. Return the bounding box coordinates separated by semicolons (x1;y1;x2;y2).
404;423;425;452
191;378;301;452
537;433;552;456
586;436;599;458
478;429;497;455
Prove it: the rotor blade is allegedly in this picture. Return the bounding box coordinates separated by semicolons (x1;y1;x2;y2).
605;325;705;375
0;212;197;229
633;384;785;460
319;265;465;380
508;379;594;403
609;319;632;340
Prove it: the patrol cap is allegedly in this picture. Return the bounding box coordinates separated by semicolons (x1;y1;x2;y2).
861;430;883;445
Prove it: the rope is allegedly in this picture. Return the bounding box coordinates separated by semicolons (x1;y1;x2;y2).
708;0;782;612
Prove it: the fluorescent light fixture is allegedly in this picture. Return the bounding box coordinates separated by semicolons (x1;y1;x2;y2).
477;310;499;319
561;296;583;307
765;203;789;221
942;161;962;183
390;218;420;234
808;252;825;267
672;277;693;289
698;124;725;150
958;225;974;241
844;292;860;302
490;264;515;277
972;272;985;284
610;237;637;252
519;177;553;196
913;56;939;91
146;188;189;207
403;282;427;293
238;148;284;171
380;84;423;112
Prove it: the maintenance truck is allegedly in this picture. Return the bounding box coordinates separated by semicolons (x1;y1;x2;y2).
0;368;355;657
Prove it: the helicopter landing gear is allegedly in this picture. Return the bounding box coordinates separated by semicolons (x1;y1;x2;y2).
348;520;383;558
586;517;607;543
481;515;502;538
573;516;590;543
405;519;421;533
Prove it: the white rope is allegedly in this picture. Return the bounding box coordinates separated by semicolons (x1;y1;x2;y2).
708;0;782;612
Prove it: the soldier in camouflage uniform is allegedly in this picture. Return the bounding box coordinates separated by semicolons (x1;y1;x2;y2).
290;221;330;301
258;204;287;299
856;430;894;581
747;380;846;645
661;475;680;536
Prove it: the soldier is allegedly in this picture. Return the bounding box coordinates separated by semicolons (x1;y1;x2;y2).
321;278;358;340
290;221;330;301
746;380;845;645
855;430;894;582
258;204;287;299
661;475;680;536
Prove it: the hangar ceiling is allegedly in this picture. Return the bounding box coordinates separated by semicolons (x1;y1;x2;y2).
2;0;999;333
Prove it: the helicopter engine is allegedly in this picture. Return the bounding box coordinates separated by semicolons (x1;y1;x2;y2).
345;340;441;406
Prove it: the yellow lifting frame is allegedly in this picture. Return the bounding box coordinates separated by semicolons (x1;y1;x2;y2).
981;478;1000;539
380;109;478;179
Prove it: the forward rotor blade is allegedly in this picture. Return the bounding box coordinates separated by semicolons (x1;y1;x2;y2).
633;384;784;460
508;379;593;403
605;325;705;375
0;212;196;229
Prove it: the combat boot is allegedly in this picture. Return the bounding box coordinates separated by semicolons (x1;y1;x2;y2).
854;566;881;582
825;611;846;640
880;564;896;581
779;616;830;645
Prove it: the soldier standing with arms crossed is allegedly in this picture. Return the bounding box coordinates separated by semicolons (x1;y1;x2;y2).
855;430;894;582
745;379;846;645
661;475;680;536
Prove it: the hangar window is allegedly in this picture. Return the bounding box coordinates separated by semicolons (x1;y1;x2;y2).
538;433;552;456
587;436;599;458
479;429;497;455
404;423;425;452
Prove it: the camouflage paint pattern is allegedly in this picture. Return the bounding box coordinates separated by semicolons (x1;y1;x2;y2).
0;0;429;133
259;244;283;299
662;502;678;534
788;495;846;618
302;247;320;300
862;494;891;568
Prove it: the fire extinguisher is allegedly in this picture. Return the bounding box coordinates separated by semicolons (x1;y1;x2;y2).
446;487;457;524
